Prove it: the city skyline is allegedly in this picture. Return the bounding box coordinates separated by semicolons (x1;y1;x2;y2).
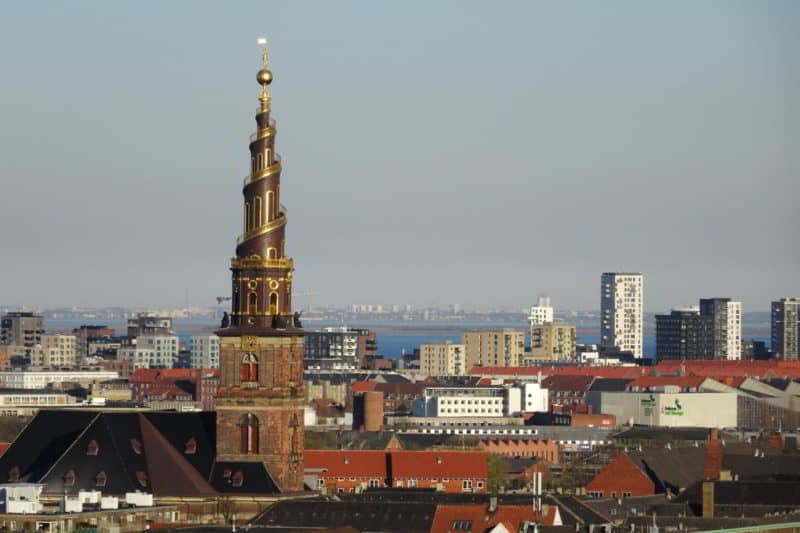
1;1;798;310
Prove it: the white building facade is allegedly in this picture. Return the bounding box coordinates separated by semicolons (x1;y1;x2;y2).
600;272;644;357
0;370;119;390
528;296;554;328
119;334;179;369
190;334;220;368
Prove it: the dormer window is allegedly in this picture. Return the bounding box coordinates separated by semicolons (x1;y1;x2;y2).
8;467;20;482
95;471;107;487
63;470;76;487
223;469;232;479
231;471;244;488
87;440;99;456
130;438;143;455
135;471;148;488
184;437;197;455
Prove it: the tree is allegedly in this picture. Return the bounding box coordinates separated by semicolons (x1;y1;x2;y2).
487;454;507;493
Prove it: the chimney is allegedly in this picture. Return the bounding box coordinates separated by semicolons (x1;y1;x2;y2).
703;428;722;480
702;481;715;518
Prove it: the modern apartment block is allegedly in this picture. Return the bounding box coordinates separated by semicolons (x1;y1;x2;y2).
0;312;44;357
72;325;115;357
304;327;376;370
30;334;77;369
600;273;644;357
699;298;742;360
772;298;800;360
419;342;466;376
656;299;742;360
119;334;179;369
126;313;174;338
528;295;554;328
463;329;525;369
526;323;576;363
655;307;711;360
189;334;220;368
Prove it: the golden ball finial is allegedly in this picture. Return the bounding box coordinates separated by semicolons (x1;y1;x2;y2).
257;68;273;86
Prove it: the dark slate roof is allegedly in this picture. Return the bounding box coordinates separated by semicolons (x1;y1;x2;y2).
628;447;705;493
396;433;480;450
336;430;397;450
0;410;96;484
0;409;279;497
340;489;537;505
587;378;634;392
581;495;671;520
722;454;800;481
613;426;711;442
548;495;611;526
503;456;541;475
676;480;800;508
251;499;437;532
209;461;279;494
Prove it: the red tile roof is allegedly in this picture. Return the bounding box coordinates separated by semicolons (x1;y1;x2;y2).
541;374;595;392
351;381;377;392
430;503;558;533
391;451;487;480
304;450;388;478
0;442;9;457
470;366;647;379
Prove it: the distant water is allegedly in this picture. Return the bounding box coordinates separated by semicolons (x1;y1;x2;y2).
45;318;768;362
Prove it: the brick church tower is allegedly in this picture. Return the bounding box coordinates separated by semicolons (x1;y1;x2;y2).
215;44;304;492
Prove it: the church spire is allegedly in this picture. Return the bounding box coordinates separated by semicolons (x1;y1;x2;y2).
256;38;272;112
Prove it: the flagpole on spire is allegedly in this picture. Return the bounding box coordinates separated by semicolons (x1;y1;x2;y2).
256;37;272;112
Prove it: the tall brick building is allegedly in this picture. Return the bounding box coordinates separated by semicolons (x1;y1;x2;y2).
214;44;305;492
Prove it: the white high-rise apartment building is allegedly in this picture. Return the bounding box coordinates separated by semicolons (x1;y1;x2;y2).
528;296;554;328
600;272;644;358
119;334;179;369
699;298;742;360
190;334;220;368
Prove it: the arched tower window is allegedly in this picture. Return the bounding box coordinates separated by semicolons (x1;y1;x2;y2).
239;413;259;454
267;247;277;260
245;202;251;231
266;190;274;221
248;292;258;315
265;148;271;167
240;353;258;382
269;292;279;315
254;196;262;227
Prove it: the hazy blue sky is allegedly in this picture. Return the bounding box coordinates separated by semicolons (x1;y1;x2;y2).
1;1;797;311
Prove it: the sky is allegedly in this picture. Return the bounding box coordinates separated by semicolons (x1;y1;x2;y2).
0;1;797;312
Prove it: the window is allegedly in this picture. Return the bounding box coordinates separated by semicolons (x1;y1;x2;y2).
95;471;107;487
184;437;197;455
239;413;260;454
63;470;76;487
269;292;279;315
462;479;473;491
318;478;325;488
248;292;258;315
8;466;20;482
624;491;632;498
240;353;259;382
231;471;244;488
408;479;417;487
136;471;148;488
368;478;379;488
452;520;474;531
87;440;99;456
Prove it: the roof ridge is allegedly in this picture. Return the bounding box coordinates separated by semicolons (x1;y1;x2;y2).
39;412;101;483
